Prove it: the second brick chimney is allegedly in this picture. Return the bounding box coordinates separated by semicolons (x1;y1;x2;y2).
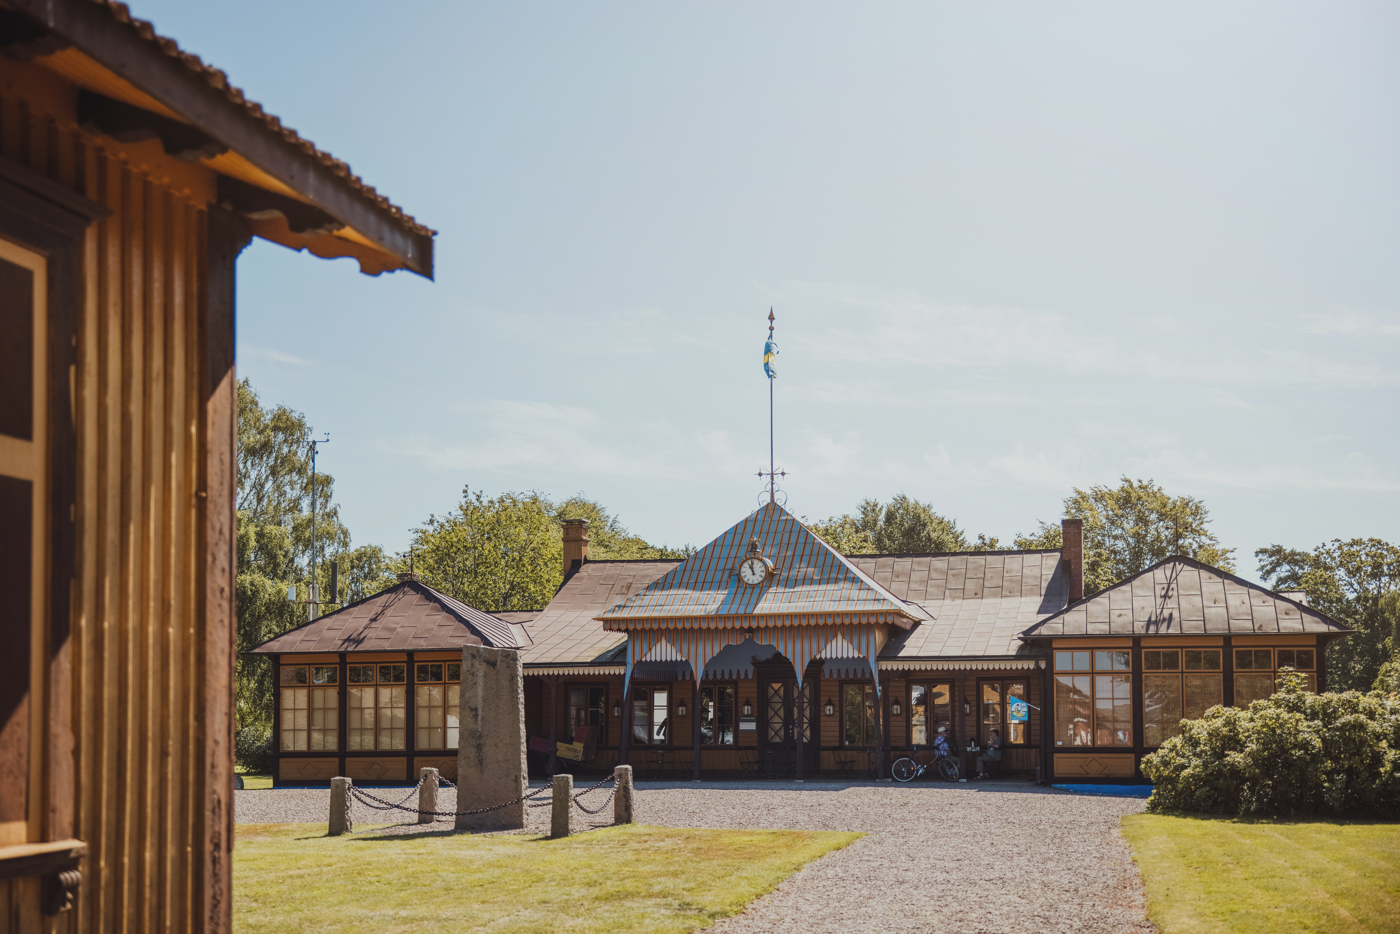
1061;517;1084;603
562;519;590;582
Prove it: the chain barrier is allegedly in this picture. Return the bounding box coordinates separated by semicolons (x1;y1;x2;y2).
348;781;551;823
571;776;618;815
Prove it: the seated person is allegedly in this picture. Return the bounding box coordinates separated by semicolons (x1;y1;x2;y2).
932;725;951;758
975;729;1003;778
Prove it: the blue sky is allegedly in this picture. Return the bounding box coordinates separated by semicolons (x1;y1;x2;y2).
141;1;1398;577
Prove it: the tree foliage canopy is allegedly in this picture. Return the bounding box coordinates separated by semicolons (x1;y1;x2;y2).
807;494;970;555
1256;538;1400;692
1015;477;1234;595
404;488;691;612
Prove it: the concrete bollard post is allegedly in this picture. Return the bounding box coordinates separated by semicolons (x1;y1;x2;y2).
613;765;633;824
418;768;440;824
551;774;573;839
329;777;353;836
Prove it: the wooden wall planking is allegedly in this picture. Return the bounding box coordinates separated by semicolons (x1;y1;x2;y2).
0;70;229;934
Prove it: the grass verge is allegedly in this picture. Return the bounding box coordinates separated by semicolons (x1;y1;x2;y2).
235;771;272;790
234;823;860;934
1121;814;1400;934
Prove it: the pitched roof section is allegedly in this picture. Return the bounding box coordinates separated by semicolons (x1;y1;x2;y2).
249;580;525;655
597;503;923;626
1020;556;1353;640
858;551;1070;658
522;561;681;665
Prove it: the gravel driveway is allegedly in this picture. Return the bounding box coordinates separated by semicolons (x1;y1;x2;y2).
236;780;1152;934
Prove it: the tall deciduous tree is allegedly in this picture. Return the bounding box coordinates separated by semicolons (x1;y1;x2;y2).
404;489;690;612
1256;538;1400;692
1016;477;1235;595
235;379;392;747
808;494;969;554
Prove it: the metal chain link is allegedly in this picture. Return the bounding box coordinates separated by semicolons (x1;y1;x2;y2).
572;784;618;815
349;781;550;820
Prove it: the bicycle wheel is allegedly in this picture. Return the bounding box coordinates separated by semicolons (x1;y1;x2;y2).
891;758;918;782
938;757;960;782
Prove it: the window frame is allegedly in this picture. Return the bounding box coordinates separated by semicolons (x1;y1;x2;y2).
841;681;877;747
631;683;672;746
1234;646;1317;705
415;660;462;751
278;664;340;753
1141;647;1223;747
977;678;1032;747
566;682;609;746
906;681;954;747
1053;648;1135;749
699;682;737;746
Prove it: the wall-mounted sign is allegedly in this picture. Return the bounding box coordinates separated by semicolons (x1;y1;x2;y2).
1008;696;1029;722
738;718;757;731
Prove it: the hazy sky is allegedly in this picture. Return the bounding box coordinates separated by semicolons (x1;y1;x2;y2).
139;1;1399;578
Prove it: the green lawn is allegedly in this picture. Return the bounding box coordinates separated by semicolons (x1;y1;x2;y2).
1122;814;1400;934
234;823;861;933
235;771;273;790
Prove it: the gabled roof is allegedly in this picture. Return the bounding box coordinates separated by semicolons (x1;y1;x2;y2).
1020;555;1353;640
597;502;925;627
522;561;681;666
854;551;1069;658
249;579;525;655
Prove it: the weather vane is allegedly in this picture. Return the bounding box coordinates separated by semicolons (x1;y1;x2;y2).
757;308;787;504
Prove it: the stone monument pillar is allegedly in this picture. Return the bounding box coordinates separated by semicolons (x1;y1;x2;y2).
455;645;527;832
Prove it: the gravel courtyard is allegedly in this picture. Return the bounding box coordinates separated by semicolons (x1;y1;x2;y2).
236;780;1152;934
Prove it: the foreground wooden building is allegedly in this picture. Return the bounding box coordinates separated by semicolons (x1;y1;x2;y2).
0;1;432;930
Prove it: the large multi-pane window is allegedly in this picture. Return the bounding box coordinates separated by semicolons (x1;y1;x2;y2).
280;665;339;752
1054;649;1133;748
908;683;952;746
979;679;1029;745
700;684;736;745
416;662;461;750
842;683;876;746
1142;649;1222;746
569;685;607;740
347;663;407;750
632;686;669;744
1235;647;1316;706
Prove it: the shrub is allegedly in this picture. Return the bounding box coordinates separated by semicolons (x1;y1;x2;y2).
1142;670;1400;817
236;724;274;774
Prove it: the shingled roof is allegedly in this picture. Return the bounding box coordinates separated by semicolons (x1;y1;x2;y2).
522;560;680;666
1019;555;1352;640
249;579;526;655
597;502;926;627
855;551;1070;659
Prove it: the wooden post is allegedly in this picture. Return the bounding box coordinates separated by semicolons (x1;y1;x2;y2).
547;676;559;776
619;682;633;765
794;678;804;782
613;765;633;824
873;670;885;780
329;777;352;836
1040;660;1053;784
692;674;701;781
550;774;573;839
417;767;439;824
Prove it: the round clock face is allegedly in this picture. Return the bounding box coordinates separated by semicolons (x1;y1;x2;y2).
738;556;768;585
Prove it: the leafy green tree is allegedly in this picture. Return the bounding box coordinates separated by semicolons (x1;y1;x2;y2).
235;379;391;749
1017;477;1235;595
404;490;691;612
1256;539;1400;692
808;494;969;554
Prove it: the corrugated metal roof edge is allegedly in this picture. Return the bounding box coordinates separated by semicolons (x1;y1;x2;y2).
848;548;1064;558
1017;553;1356;640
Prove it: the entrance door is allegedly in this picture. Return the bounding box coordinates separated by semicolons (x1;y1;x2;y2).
760;678;817;777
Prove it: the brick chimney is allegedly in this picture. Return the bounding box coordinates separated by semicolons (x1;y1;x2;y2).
1061;517;1084;603
562;519;590;582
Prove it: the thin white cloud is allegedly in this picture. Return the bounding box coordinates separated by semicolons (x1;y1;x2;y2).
1299;310;1400;337
243;345;312;366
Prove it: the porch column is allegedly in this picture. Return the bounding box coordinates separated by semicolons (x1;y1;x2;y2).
692;672;701;781
873;668;885;780
619;681;633;765
794;679;804;782
547;676;559;776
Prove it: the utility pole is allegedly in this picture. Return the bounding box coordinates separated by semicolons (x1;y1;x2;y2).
309;433;329;620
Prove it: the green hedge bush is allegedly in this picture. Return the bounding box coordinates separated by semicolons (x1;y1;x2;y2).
1141;671;1400;817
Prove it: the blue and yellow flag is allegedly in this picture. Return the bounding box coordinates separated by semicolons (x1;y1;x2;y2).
763;339;778;379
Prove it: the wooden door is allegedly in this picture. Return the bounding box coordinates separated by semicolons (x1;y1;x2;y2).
759;678;817;776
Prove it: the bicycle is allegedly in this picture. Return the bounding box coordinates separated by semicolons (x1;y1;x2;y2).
891;751;960;783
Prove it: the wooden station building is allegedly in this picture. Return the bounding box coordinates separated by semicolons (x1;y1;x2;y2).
0;2;432;931
523;505;1351;784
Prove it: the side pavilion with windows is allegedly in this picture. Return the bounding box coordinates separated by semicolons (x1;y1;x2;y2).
1019;556;1352;783
248;573;529;786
